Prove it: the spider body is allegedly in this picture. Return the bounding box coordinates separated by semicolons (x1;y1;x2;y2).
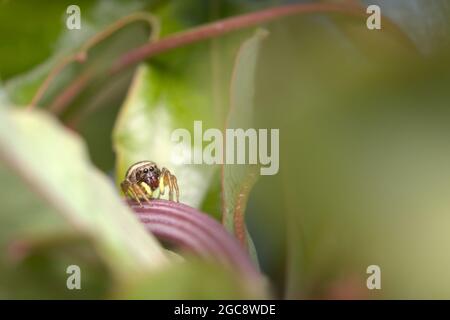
121;161;179;205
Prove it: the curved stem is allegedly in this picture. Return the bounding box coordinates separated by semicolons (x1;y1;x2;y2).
128;199;261;280
138;215;232;266
111;2;411;73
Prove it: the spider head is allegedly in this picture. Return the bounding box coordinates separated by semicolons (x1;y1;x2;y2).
135;163;161;190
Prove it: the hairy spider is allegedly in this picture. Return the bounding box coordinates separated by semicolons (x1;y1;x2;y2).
121;161;179;205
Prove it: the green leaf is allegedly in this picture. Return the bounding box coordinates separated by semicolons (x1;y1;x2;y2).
0;107;166;298
222;30;269;266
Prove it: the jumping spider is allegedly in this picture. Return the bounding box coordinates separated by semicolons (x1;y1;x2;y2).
121;161;179;205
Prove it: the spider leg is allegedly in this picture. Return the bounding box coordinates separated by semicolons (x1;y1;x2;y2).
167;173;175;201
120;180;130;198
157;168;179;202
121;180;140;205
163;168;179;202
160;168;173;200
158;176;165;196
159;168;170;196
155;186;162;199
129;185;142;206
139;182;153;204
133;183;151;204
170;173;180;202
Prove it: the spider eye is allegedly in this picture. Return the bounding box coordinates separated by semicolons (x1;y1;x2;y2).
149;167;154;172
143;168;148;173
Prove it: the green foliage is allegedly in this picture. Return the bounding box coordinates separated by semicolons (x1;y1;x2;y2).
221;29;269;267
0;108;167;298
0;0;270;299
250;10;450;298
1;0;450;299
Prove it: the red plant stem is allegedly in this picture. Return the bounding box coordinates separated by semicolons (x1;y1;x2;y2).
38;2;413;116
27;55;82;110
128;199;260;280
49;70;91;114
111;2;407;73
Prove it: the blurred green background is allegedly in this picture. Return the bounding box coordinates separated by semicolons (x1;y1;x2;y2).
1;0;450;299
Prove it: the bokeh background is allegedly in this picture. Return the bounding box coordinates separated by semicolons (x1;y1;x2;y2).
1;0;450;299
